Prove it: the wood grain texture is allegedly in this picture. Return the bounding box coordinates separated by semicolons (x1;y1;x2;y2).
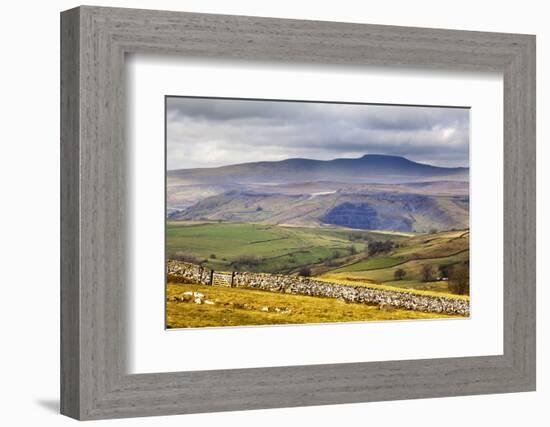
60;7;80;419
60;6;536;420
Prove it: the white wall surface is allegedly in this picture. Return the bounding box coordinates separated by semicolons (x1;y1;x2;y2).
0;0;546;425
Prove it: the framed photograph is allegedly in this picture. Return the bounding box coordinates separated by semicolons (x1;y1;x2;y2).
61;6;536;420
164;96;471;328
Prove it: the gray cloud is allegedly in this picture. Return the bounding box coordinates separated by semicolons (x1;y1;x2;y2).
167;97;469;170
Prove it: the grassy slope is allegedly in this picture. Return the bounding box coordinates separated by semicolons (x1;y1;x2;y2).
166;221;407;273
167;221;469;299
173;187;469;232
321;229;469;297
166;283;459;328
331;256;406;272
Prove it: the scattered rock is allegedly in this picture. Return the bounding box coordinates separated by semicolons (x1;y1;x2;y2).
204;300;215;305
379;303;395;312
261;306;269;312
231;302;246;309
194;297;203;304
168;293;194;303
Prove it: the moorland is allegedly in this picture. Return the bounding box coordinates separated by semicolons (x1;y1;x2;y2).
166;154;470;327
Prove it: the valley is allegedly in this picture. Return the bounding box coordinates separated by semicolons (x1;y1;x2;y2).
168;155;469;233
167;221;469;299
165;154;470;327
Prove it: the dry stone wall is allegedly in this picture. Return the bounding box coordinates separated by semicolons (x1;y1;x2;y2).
167;260;212;285
167;260;469;316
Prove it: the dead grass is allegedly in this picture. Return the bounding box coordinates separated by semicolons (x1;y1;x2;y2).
166;283;462;329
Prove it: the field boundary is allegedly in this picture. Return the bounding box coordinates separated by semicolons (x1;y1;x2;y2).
167;260;469;316
331;248;469;274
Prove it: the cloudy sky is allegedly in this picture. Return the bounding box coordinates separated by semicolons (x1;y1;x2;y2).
166;97;469;170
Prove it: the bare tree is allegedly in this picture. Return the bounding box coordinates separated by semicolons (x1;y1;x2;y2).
438;264;451;279
298;267;311;277
448;264;470;295
421;264;434;282
348;245;358;255
394;268;406;280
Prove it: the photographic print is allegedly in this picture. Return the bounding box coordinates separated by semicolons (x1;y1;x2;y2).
165;97;470;328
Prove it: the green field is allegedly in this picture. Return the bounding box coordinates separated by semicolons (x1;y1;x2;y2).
167;220;469;298
166;221;406;274
331;256;406;272
320;229;469;297
166;283;458;328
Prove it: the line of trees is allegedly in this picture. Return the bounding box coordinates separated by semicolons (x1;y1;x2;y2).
448;263;469;295
418;262;469;295
367;240;395;257
170;251;203;264
233;254;263;267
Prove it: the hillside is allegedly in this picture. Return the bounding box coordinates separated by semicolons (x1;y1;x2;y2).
166;283;458;328
168;154;469;185
167;221;378;274
320;229;469;294
166;222;469;298
170;190;468;232
167;154;469;232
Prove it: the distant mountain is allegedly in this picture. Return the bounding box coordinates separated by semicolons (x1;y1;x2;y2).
168;154;468;185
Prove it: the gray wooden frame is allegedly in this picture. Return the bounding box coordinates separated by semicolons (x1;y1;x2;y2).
60;5;536;420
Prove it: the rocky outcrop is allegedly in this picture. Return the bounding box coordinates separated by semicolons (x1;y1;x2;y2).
323;202;381;229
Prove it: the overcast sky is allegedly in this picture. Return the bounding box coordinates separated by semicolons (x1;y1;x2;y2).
166;97;469;170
